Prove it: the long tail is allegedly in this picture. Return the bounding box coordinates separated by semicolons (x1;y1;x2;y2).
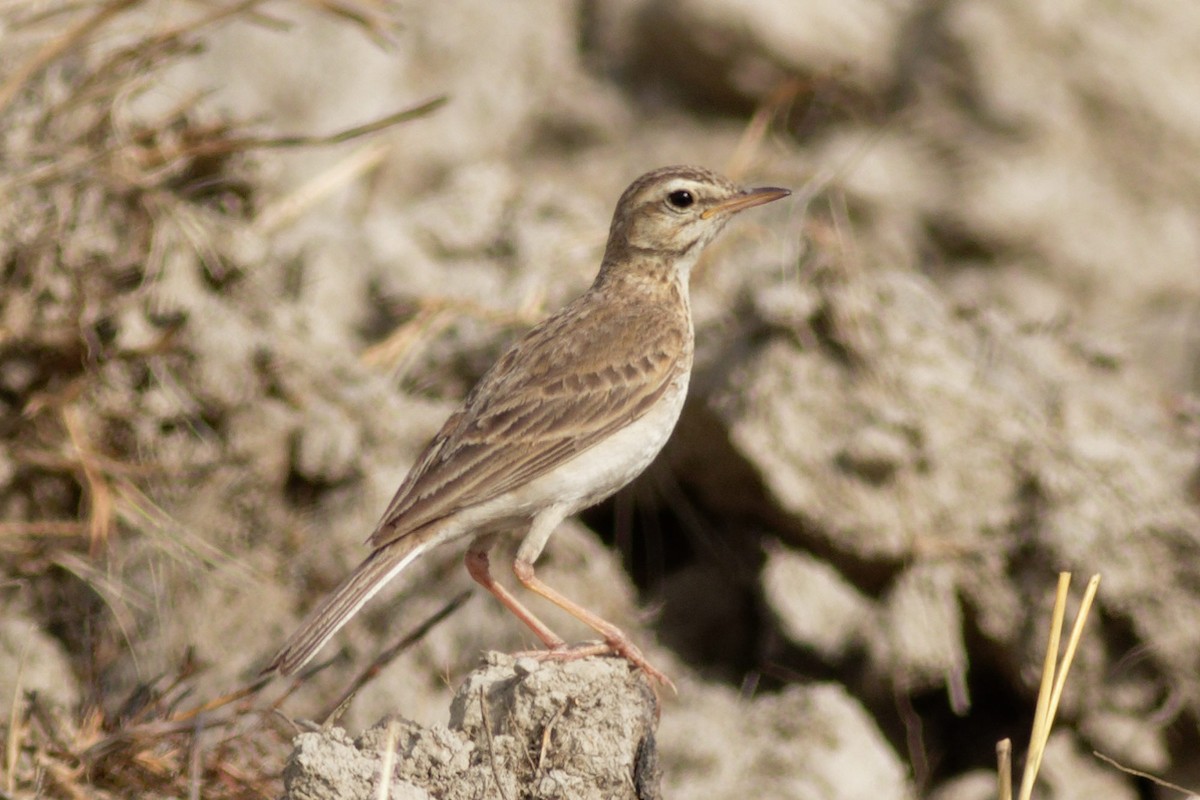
266;537;431;676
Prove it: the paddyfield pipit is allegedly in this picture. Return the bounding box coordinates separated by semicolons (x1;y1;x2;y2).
267;165;789;687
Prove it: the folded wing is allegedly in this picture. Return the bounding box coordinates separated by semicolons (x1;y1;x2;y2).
368;293;690;548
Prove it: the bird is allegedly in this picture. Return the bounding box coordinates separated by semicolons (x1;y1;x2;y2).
266;165;789;688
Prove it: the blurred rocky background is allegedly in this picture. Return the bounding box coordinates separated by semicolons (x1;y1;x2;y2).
2;0;1199;797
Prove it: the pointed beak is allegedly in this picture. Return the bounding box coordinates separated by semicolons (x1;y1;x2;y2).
701;186;791;219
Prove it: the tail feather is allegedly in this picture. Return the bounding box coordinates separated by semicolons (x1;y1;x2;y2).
267;538;430;676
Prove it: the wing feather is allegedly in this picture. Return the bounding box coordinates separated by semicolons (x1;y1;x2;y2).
368;290;690;548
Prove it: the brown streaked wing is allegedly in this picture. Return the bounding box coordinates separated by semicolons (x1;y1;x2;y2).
367;293;689;548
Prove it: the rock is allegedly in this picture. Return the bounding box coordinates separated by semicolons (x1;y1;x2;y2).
591;0;914;105
873;563;968;712
928;770;994;800
760;545;872;661
710;272;1021;564
8;0;1200;796
702;263;1200;765
0;614;79;712
1036;732;1139;800
284;657;912;800
660;680;912;800
283;654;661;800
291;397;364;487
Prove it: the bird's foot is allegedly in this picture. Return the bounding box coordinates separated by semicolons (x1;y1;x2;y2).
515;637;676;693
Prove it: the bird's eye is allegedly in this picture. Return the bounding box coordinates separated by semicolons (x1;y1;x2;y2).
667;190;694;209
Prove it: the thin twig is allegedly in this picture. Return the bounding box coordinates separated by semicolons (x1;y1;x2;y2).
172;673;275;724
184;95;448;159
317;591;471;724
1092;750;1196;796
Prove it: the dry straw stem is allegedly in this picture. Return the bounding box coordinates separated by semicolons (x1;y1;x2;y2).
62;406;115;555
0;0;276;118
360;293;548;377
376;718;402;800
725;78;806;183
996;738;1012;800
996;572;1101;800
0;0;140;115
10;589;470;799
254;139;392;234
0;0;401;114
6;660;292;800
0;1;437;797
4;636;31;796
252;94;448;233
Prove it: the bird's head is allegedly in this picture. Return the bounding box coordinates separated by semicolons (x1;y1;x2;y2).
601;165;790;281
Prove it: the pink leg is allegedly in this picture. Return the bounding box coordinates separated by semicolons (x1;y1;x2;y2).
464;538;566;650
513;559;675;692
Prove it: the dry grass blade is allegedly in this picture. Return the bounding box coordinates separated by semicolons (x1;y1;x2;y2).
2;661;293;800
301;0;401;46
254;139;392;234
0;0;140;115
63;406;115;555
113;482;251;576
1042;575;1100;744
537;703;566;775
479;686;512;800
171;674;276;724
3;635;30;796
1019;573;1070;800
725;78;806;182
998;572;1100;800
247;96;448;231
360;302;458;376
187;712;203;800
52;551;144;648
360;294;546;374
0;0;436;796
0;520;89;539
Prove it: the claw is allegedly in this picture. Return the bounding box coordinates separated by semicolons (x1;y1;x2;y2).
513;639;676;694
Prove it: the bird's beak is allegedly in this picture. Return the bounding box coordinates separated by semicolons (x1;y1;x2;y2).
701;186;791;219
